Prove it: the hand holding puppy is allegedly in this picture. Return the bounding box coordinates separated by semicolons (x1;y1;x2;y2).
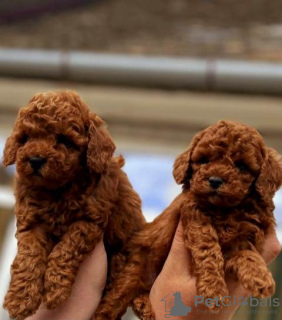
150;221;281;320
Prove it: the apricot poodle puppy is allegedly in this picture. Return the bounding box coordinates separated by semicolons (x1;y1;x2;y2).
93;120;282;320
3;91;145;320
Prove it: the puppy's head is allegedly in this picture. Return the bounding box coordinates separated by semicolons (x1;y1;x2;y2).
3;91;115;188
173;121;282;207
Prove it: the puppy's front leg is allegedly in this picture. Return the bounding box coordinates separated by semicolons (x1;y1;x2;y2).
44;221;103;309
225;249;275;298
181;203;229;305
4;228;49;320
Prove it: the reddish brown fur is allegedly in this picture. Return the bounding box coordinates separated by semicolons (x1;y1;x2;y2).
2;91;145;320
93;121;282;320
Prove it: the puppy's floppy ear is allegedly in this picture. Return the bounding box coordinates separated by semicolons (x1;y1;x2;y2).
256;147;282;203
3;119;21;166
173;131;203;185
87;113;116;173
3;134;19;166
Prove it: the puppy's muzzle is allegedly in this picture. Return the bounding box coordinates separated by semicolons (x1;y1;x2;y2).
209;176;223;189
29;157;46;171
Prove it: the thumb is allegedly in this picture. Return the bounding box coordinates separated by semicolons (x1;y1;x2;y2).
262;230;281;264
162;221;193;278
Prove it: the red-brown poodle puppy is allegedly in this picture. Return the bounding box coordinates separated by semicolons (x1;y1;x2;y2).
93;120;282;320
2;91;145;320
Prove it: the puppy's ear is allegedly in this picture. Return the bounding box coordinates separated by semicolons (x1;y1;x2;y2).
3;125;20;166
87;113;116;173
173;131;203;185
256;147;282;203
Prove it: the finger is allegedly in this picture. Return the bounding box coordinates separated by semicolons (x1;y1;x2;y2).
75;240;107;292
27;241;107;320
262;230;281;264
162;221;193;278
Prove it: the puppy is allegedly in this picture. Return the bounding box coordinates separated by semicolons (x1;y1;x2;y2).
3;91;145;320
93;120;282;320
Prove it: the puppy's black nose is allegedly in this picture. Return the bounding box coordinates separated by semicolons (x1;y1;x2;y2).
29;157;46;170
209;176;223;189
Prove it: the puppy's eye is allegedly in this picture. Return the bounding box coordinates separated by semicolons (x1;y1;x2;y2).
19;134;29;145
197;157;210;165
235;161;249;172
57;134;76;148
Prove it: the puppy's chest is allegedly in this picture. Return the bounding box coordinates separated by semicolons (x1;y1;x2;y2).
211;209;262;249
36;198;87;237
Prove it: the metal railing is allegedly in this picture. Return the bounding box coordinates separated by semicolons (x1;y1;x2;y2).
2;48;282;94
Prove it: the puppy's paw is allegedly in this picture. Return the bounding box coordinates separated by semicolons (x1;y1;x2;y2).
93;302;124;320
43;281;71;309
197;278;229;309
4;284;42;320
93;312;119;320
133;296;155;320
241;269;275;298
205;294;230;312
43;266;72;309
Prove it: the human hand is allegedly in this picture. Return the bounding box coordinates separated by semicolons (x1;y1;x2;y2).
26;240;107;320
150;222;281;320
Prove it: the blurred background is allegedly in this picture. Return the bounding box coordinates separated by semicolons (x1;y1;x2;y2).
0;1;282;320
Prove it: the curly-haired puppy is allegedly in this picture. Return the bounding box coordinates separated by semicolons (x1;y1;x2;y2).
2;91;145;320
93;120;282;320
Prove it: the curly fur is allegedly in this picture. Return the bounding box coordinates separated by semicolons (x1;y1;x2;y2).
2;90;145;320
93;120;282;320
